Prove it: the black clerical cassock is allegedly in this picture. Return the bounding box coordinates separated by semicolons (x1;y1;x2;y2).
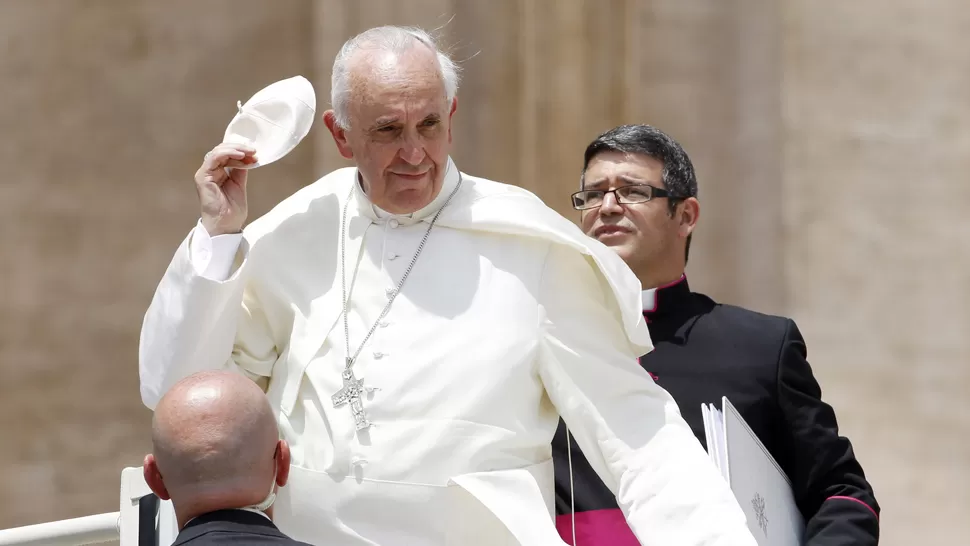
552;275;880;545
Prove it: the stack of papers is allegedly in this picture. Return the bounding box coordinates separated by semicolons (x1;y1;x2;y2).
702;397;805;546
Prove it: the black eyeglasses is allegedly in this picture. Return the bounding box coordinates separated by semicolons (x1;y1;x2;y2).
571;184;680;211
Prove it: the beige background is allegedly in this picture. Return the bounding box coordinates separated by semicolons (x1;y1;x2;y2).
1;1;967;544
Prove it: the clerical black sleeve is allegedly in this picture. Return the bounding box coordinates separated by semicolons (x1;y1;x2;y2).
775;320;880;545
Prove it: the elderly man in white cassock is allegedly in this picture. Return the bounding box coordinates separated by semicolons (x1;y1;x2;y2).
139;25;756;546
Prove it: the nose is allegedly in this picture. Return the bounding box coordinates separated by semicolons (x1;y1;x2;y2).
598;190;624;215
399;132;425;166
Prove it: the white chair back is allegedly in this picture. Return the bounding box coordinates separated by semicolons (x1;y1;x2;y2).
119;467;178;545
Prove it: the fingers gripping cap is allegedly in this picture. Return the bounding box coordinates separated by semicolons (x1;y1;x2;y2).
223;75;316;169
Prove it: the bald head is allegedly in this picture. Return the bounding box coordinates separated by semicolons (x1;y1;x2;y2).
350;42;442;87
145;371;286;523
345;44;446;122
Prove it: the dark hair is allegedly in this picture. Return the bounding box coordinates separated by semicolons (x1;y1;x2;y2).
581;124;698;263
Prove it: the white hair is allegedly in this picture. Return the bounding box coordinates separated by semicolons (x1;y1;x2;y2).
330;25;461;128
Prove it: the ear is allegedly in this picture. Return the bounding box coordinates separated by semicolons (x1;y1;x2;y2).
323;110;354;160
143;454;171;501
447;97;458;143
275;440;291;488
679;197;700;238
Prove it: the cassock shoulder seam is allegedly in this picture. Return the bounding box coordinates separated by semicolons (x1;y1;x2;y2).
710;301;788;326
705;304;791;343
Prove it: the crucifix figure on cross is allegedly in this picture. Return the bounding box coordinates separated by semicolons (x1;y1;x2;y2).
332;363;371;431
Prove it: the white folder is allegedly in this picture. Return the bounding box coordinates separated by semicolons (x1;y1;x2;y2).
703;397;805;546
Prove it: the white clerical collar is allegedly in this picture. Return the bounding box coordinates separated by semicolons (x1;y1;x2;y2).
641;289;657;313
353;156;460;225
641;274;687;312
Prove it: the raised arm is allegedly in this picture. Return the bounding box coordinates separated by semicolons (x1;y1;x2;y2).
139;143;278;409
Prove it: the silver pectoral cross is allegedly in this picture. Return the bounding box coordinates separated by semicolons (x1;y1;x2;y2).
331;361;372;431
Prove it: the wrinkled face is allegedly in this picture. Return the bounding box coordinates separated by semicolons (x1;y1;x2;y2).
580;151;683;277
327;47;457;215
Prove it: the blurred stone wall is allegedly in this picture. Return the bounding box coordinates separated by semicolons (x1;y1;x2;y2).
1;1;966;544
0;0;318;531
782;1;970;542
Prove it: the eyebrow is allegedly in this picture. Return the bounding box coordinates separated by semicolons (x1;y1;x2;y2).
584;175;651;189
370;113;441;131
615;174;650;184
371;117;399;130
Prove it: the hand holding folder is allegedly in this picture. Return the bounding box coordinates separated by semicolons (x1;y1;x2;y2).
703;397;806;546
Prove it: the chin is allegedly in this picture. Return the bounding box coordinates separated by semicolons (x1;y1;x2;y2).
605;242;635;261
385;187;433;213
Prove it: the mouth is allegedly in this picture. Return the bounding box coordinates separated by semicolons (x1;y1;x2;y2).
390;171;430;181
593;225;632;239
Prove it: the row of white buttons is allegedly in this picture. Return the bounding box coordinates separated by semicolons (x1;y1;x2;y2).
375;284;391;356
351;218;404;471
387;219;400;261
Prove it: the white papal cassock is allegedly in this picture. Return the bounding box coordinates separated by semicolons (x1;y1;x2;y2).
139;157;755;545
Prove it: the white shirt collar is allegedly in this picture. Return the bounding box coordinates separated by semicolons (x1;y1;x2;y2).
641;289;657;312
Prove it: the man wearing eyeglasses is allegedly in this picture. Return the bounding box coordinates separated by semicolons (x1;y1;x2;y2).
552;124;880;545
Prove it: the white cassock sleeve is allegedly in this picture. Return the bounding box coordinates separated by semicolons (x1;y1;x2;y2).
188;220;244;281
536;244;755;546
138;221;278;410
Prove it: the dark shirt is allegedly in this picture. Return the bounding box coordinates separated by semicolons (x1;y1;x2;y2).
552;276;880;545
172;509;313;545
